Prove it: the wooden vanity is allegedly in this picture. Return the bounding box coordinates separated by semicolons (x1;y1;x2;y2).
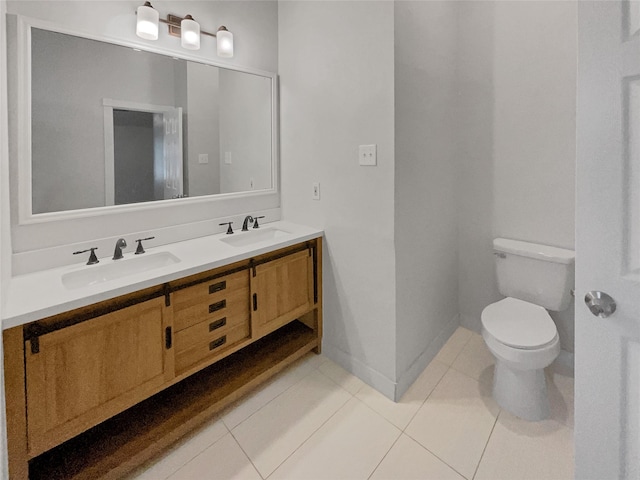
3;238;322;479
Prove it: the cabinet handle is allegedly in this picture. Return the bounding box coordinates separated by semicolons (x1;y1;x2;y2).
209;318;227;332
209;281;226;294
209;300;226;313
209;336;227;351
165;326;172;349
253;293;258;311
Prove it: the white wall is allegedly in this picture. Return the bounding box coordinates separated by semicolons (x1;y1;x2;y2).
5;0;279;268
279;1;398;396
394;1;459;392
457;1;577;352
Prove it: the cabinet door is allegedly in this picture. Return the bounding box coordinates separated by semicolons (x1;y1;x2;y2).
251;249;314;338
25;297;173;456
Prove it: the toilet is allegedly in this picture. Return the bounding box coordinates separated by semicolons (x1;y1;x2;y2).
481;238;574;421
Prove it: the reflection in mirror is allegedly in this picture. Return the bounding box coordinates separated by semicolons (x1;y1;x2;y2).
30;28;274;215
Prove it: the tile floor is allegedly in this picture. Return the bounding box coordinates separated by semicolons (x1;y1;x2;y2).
130;327;574;480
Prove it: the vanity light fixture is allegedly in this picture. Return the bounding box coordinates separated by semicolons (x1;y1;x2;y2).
135;2;234;57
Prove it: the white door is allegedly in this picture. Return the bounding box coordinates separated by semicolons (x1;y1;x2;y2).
576;1;640;478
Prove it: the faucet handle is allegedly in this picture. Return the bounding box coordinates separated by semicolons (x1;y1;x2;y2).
73;247;99;265
219;222;234;234
135;236;155;255
253;216;265;229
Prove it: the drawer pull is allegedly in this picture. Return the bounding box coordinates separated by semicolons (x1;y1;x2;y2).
209;281;227;294
209;336;227;351
209;318;227;332
165;326;172;349
253;293;258;311
209;300;226;313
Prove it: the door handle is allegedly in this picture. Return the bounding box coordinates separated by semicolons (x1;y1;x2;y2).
584;291;617;318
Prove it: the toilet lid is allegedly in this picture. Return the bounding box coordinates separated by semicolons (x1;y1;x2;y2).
481;297;557;349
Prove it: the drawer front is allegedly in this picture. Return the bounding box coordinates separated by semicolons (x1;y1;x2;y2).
172;270;249;332
174;307;248;353
175;322;250;373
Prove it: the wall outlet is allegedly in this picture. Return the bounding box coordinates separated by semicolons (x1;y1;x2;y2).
359;144;377;166
312;182;321;200
198;153;209;164
224;152;232;165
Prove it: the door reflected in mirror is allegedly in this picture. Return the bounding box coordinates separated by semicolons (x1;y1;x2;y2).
29;28;274;215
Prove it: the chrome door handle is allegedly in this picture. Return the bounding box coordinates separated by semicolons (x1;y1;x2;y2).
584;291;617;318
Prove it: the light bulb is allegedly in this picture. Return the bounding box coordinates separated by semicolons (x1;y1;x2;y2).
216;27;233;58
136;2;159;40
181;15;200;50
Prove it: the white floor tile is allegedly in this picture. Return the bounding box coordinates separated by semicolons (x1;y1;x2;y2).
222;354;317;430
434;327;473;366
370;434;465;480
546;370;574;429
356;359;448;430
451;333;495;385
405;368;499;479
317;359;366;395
129;418;228;480
231;369;351;478
270;397;400;479
474;410;574;480
167;433;261;480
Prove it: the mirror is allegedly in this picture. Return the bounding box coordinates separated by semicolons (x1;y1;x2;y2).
22;25;276;218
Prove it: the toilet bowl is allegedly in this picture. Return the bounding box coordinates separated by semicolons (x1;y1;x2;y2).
481;297;560;421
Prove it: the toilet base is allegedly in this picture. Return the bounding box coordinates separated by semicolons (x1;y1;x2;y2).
493;360;549;421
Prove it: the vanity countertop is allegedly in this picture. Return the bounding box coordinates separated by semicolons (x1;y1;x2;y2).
3;221;323;329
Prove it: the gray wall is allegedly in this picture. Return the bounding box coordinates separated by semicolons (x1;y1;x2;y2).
457;1;577;351
394;1;459;389
279;1;398;396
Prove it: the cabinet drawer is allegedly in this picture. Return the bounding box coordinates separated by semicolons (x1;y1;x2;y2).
174;308;248;353
175;322;250;373
172;270;249;332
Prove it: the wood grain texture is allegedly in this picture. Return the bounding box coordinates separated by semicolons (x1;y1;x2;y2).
3;326;29;480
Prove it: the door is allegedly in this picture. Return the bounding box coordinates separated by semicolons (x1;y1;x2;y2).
24;297;173;457
576;1;640;478
251;250;314;338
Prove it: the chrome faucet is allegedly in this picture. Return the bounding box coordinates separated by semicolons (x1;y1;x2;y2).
113;238;127;260
242;215;254;231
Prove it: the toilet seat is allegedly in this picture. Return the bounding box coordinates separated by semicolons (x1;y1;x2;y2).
481;297;557;350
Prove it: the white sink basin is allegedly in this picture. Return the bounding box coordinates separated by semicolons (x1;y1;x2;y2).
219;228;290;247
62;252;181;289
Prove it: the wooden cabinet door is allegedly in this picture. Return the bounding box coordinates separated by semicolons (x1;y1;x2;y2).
25;297;173;456
251;249;314;338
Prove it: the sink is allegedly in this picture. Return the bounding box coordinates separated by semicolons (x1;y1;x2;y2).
219;228;290;247
62;252;181;289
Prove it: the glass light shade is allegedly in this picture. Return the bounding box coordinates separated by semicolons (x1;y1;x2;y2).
181;16;200;50
216;28;233;58
136;3;159;40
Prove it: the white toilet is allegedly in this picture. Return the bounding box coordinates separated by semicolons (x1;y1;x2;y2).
481;238;574;421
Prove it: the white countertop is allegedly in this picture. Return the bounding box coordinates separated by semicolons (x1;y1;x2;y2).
3;221;323;329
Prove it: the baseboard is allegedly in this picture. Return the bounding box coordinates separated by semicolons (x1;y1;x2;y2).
459;312;481;334
321;342;397;400
394;314;460;401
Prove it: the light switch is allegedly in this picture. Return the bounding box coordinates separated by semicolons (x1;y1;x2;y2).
224;152;232;165
359;144;377;166
198;153;209;164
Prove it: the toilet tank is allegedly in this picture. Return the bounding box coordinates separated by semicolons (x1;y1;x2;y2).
494;238;575;311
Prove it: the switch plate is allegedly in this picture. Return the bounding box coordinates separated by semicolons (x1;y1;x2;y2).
359;144;377;166
312;182;320;200
224;152;232;165
198;153;209;164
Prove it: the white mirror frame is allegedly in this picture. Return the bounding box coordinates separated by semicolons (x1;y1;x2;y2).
14;15;279;225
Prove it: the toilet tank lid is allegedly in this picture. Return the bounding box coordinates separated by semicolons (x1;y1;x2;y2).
493;238;575;264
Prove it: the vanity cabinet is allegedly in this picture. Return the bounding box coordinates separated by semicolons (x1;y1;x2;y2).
251;249;314;338
24;297;173;457
3;238;322;480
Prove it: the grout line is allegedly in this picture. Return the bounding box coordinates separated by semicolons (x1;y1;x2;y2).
366;431;403;480
402;428;469;480
399;364;450;432
471;408;501;480
228;430;267;480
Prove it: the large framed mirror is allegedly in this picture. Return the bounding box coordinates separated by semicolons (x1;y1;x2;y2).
14;16;278;224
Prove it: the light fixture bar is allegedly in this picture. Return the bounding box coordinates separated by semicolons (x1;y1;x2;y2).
163;14;219;38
